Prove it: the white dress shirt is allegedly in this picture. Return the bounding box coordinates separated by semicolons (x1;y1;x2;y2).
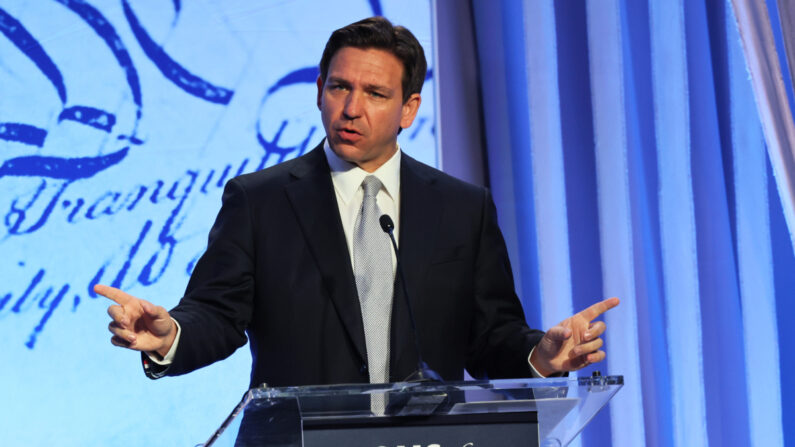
324;139;401;271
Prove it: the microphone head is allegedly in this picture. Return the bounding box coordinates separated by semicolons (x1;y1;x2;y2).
379;214;394;233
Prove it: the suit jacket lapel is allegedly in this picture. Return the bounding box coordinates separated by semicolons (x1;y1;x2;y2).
284;144;368;366
391;153;443;380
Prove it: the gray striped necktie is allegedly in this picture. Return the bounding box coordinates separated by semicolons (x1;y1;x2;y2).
353;175;394;388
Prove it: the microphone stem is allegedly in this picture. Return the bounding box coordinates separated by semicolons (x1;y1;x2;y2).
385;230;425;370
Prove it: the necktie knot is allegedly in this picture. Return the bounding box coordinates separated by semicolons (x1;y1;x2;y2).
361;176;382;198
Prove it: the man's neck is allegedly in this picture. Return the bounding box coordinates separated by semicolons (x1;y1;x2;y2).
327;142;399;172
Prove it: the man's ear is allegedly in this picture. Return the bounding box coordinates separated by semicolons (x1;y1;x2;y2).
400;93;422;129
316;75;324;110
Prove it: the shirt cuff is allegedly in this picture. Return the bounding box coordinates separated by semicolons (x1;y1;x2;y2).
527;346;547;378
144;318;181;366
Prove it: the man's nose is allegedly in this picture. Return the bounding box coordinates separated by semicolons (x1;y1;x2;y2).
342;91;362;119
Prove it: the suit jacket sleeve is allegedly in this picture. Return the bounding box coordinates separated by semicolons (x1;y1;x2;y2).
465;189;545;379
147;178;256;378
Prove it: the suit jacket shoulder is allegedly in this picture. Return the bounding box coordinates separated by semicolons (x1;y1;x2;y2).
400;152;486;195
230;145;330;205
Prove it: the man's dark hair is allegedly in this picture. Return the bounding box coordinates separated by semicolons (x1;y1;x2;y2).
319;16;427;103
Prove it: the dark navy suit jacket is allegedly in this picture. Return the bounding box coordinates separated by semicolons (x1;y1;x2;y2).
149;142;543;388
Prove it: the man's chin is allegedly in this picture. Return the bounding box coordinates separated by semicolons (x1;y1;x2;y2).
327;138;396;172
329;141;365;163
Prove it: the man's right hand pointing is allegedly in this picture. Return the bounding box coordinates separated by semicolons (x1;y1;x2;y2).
95;284;177;358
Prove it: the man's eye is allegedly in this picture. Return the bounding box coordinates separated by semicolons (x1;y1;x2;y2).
370;91;385;98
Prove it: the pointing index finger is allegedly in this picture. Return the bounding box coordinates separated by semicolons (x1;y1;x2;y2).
94;284;133;306
578;297;620;322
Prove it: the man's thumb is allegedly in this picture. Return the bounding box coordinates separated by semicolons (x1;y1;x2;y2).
545;326;572;341
141;300;163;318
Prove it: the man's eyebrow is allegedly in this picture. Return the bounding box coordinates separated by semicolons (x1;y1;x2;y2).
325;77;351;87
364;83;394;93
325;76;393;93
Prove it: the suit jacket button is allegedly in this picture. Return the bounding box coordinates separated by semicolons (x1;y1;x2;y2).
360;364;368;375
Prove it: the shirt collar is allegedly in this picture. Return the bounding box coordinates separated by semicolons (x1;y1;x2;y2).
323;139;401;205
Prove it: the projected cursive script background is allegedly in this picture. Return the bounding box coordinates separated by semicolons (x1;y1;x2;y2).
0;1;436;445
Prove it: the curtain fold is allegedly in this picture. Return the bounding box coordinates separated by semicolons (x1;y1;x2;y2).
731;0;795;254
584;1;645;446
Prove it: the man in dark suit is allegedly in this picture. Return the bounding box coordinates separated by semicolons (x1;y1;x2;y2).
98;17;618;389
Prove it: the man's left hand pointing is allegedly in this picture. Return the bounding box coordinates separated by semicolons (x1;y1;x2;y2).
530;297;620;377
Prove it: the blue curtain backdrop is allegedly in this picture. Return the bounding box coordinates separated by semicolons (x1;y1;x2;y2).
471;0;793;446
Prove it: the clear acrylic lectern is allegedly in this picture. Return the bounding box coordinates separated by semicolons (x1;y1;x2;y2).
201;375;622;447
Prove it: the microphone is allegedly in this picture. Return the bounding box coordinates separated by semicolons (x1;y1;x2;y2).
379;214;442;382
